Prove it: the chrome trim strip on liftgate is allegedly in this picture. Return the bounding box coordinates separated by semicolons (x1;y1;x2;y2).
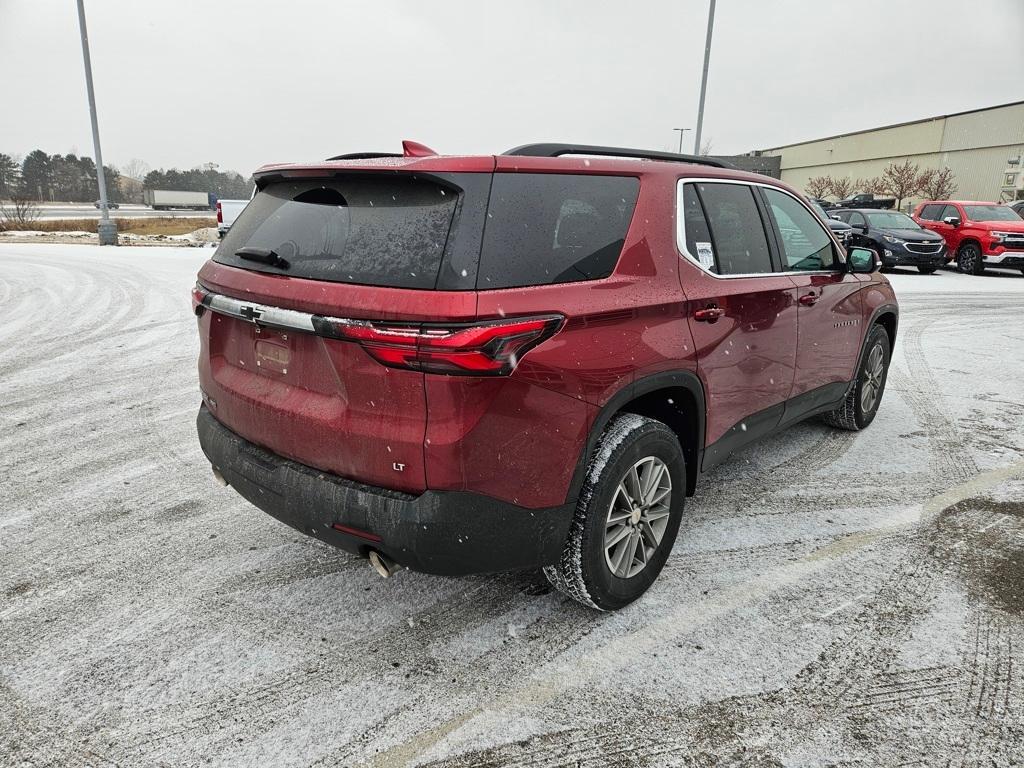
202;291;318;333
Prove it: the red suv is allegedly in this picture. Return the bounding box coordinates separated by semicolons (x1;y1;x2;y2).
193;142;898;610
912;200;1024;275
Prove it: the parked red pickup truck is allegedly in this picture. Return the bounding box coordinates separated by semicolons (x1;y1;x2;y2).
912;200;1024;274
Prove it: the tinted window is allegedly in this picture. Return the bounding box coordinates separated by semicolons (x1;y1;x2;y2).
694;183;774;275
849;212;866;227
919;203;944;220
940;204;961;221
832;210;851;223
762;188;837;271
477;174;639;288
214;176;458;289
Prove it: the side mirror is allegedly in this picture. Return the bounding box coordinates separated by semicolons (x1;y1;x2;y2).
848;246;879;274
853;223;868;232
829;214;841;220
943;216;961;227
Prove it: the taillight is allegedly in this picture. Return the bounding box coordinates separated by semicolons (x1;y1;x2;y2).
191;283;209;316
313;314;564;376
216;201;223;224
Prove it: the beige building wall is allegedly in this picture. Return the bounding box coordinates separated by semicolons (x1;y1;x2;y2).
760;101;1024;210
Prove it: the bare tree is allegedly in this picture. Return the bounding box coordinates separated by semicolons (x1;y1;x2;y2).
882;159;922;210
121;158;149;182
917;167;957;200
118;159;150;204
805;176;832;199
699;138;713;156
828;176;854;200
0;194;41;231
854;176;888;194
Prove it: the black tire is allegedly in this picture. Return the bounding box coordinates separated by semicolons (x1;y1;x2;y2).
544;414;685;611
957;243;984;275
822;324;891;431
917;266;937;275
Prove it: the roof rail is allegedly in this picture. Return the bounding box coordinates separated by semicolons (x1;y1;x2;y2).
326;152;402;161
503;143;734;169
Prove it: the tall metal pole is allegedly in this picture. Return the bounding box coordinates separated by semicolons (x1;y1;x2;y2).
673;128;691;154
693;0;716;156
76;0;117;245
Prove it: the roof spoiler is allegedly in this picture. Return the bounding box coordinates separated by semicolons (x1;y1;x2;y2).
503;143;734;169
327;140;438;161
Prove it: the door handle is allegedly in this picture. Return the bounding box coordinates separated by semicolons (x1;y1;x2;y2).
799;292;819;306
694;305;725;322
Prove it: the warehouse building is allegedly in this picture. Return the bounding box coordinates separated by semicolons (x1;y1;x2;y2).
752;100;1024;209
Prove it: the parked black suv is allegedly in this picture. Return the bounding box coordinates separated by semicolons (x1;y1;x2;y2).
832;209;946;273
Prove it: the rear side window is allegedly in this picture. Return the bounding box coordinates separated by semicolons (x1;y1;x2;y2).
214;176;458;289
477;173;639;288
919;203;943;220
692;182;774;275
762;188;837;271
681;185;717;271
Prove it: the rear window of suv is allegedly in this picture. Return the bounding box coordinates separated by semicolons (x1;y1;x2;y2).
477;173;640;288
214;176;459;289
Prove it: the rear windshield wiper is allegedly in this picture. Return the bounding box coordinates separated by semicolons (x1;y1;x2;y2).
235;247;289;270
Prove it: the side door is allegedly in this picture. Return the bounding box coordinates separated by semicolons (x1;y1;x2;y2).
846;211;868;247
677;180;799;469
930;204;963;251
915;203;944;231
759;186;865;418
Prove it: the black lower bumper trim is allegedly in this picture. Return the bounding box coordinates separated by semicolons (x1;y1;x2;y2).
196;405;574;576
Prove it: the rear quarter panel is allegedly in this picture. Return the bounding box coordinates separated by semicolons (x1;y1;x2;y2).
425;173;696;508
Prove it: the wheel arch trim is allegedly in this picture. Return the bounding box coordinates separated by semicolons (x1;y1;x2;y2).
565;370;706;504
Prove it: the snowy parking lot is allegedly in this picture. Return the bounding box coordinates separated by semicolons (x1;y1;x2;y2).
2;243;1023;767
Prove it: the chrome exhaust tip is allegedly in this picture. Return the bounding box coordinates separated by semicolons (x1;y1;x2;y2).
368;549;400;578
211;467;228;487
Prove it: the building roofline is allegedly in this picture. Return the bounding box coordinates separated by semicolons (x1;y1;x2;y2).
757;99;1024;153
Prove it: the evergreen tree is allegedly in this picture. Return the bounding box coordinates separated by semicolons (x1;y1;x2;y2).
21;150;52;200
0;154;19;198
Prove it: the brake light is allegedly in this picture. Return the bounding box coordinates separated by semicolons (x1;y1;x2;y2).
216;201;223;224
313;314;564;376
191;283;209;316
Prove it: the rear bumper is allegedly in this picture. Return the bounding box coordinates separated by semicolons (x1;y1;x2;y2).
196;405;574;576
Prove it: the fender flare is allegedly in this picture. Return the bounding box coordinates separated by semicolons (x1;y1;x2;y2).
863;302;899;359
564;370;706;504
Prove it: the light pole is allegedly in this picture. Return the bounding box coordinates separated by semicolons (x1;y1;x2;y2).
673;128;691;154
693;0;716;156
76;0;117;245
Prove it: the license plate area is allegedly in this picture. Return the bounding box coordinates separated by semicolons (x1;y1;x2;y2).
254;328;292;374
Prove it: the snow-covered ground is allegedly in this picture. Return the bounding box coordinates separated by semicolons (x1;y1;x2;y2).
2;245;1023;767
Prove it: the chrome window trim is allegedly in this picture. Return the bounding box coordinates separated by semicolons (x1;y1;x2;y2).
675;177;845;280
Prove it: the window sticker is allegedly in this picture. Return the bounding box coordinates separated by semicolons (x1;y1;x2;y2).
695;241;715;269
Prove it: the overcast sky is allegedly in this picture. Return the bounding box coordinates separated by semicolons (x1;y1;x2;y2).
3;0;1022;177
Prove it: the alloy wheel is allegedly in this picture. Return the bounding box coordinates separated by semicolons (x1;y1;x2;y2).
860;343;885;414
959;247;978;274
604;456;672;578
